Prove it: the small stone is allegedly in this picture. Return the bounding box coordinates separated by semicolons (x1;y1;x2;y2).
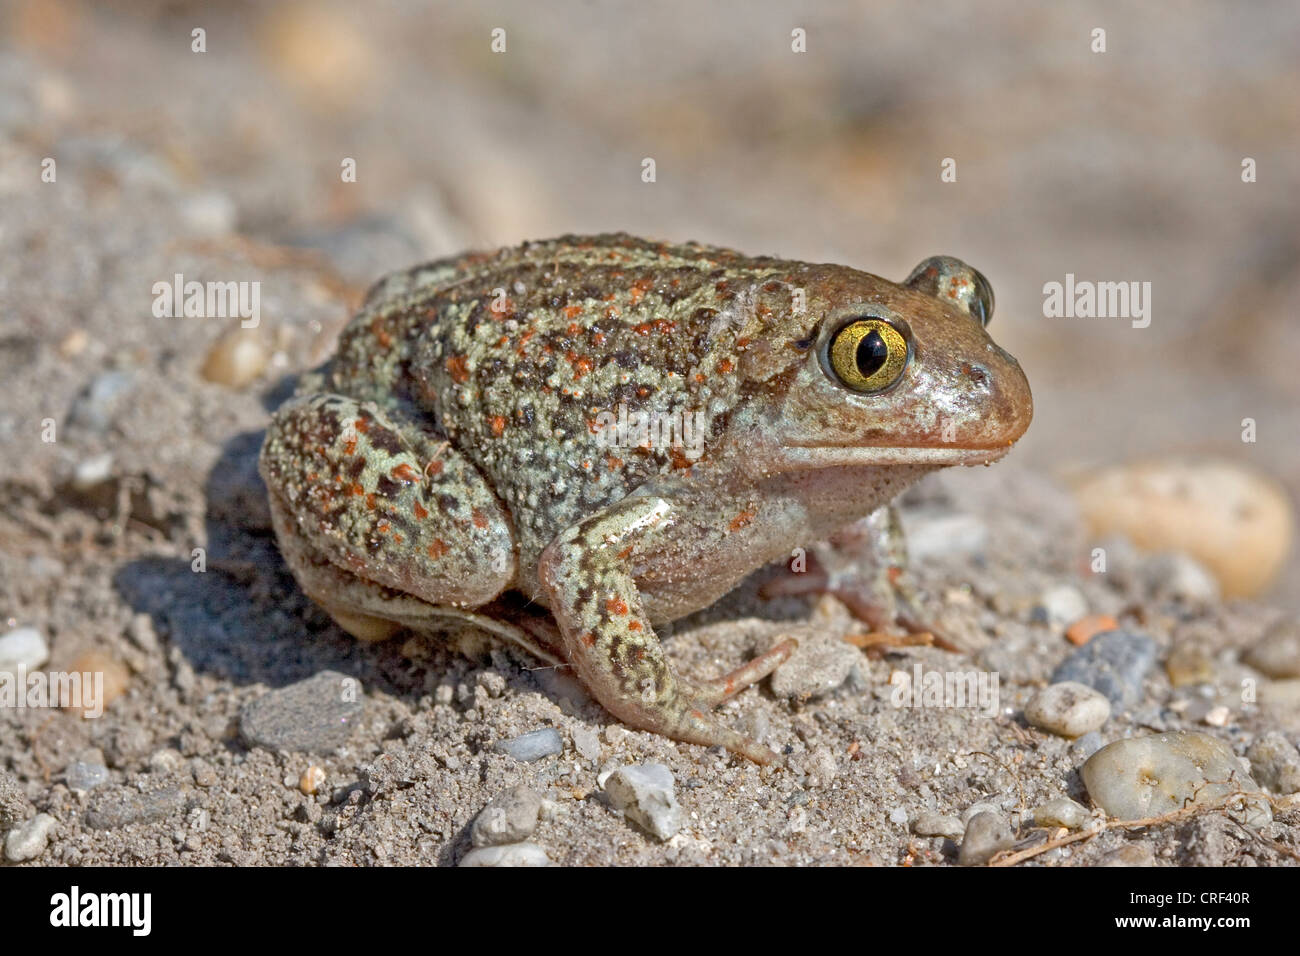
85;787;187;829
0;772;30;830
769;635;860;699
4;813;56;862
961;801;1005;825
1203;705;1230;728
913;811;964;841
1095;843;1156;867
1246;732;1300;795
190;759;218;788
65;761;110;793
471;785;542;847
200;327;269;389
1071;731;1104;759
239;670;363;753
1081;731;1271;828
126;614;159;653
1033;797;1089;830
1025;681;1111;737
72;453;114;490
888;807;909;825
798;746;838;788
0;627;48;672
495;728;563;762
958;811;1015;866
1051;629;1157;709
572;727;601;763
1242;617;1300;679
299;765;326;795
604;763;682;841
148;748;184;774
1140;553;1220;602
65;650;130;717
1037;585;1088;630
1066;615;1119;647
1165;644;1214;687
459;842;553;867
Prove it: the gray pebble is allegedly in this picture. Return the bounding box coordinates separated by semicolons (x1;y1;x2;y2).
572;727;602;763
495;728;563;762
961;800;1006;824
1033;797;1090;830
1051;629;1157;709
958;811;1015;866
472;786;543;847
69;370;135;433
913;811;964;841
4;813;56;862
769;635;860;699
1036;584;1088;630
1246;732;1300;795
459;842;553;867
239;670;363;753
1071;731;1104;760
1082;731;1271;829
1242;617;1300;679
1025;681;1111;737
1095;843;1155;867
65;761;110;793
0;627;48;672
1140;553;1220;603
85;786;187;829
605;763;682;841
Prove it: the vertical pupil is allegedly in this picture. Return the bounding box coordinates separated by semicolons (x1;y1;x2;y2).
856;329;888;376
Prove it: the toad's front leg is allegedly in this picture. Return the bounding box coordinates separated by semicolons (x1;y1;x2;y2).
538;496;795;765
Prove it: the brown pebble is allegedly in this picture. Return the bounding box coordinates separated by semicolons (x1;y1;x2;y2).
200;327;269;388
1066;614;1118;646
299;765;326;795
64;650;130;717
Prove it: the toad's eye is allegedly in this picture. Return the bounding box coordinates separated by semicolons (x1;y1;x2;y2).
826;318;909;393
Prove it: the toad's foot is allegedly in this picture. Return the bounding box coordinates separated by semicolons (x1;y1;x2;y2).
539;496;794;765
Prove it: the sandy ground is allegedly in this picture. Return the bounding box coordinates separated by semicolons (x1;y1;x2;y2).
1;1;1298;866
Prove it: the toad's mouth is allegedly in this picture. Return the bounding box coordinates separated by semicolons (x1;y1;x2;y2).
772;441;1018;469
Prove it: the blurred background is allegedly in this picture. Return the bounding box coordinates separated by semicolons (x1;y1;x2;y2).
1;0;1297;604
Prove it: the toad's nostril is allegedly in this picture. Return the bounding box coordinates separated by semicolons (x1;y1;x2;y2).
963;363;991;387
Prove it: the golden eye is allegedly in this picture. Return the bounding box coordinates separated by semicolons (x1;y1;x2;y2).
826;318;909;392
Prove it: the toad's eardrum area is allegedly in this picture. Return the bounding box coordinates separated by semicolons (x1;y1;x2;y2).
259;233;1032;763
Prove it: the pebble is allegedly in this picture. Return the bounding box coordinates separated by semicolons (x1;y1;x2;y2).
1036;585;1088;630
958;811;1015;866
126;613;160;654
1246;732;1300;794
200;328;269;389
1095;843;1155;867
905;512;989;560
1081;731;1271;828
769;635;860;699
69;370;134;433
4;813;56;862
604;764;682;841
0;772;30;830
495;728;563;762
1070;731;1104;759
1066;614;1119;647
1242;617;1300;679
961;801;1006;824
1024;681;1111;737
1071;459;1292;598
0;627;49;672
85;787;188;830
65;650;130;716
239;670;363;753
72;452;114;490
65;761;110;792
1203;705;1230;728
471;785;543;847
571;727;601;763
888;807;908;825
459;842;553;867
1051;629;1157;709
1165;644;1214;687
913;811;964;841
1140;552;1220;603
191;759;218;788
1033;797;1090;830
299;766;326;795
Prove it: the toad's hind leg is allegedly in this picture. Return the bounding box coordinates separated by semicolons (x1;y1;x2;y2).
259;391;520;637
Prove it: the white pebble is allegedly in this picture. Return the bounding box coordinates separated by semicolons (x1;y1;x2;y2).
5;813;56;862
459;842;553;867
604;763;682;841
0;628;49;673
1025;681;1110;737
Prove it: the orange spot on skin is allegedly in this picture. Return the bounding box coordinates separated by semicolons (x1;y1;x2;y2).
391;463;419;483
729;506;757;532
425;459;443;477
617;544;634;560
581;631;597;647
574;356;593;379
735;337;751;349
365;493;377;510
490;416;506;437
567;322;580;336
472;508;489;529
628;620;642;632
354;418;370;433
606;597;629;616
718;358;734;374
563;305;582;320
350;483;365;496
607;456;624;470
629;278;652;305
393;533;403;543
413;500;429;520
605;306;621;319
445;355;470;384
592;332;605;346
369;317;393;348
668;447;693;470
342;437;358;456
427;539;448;559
